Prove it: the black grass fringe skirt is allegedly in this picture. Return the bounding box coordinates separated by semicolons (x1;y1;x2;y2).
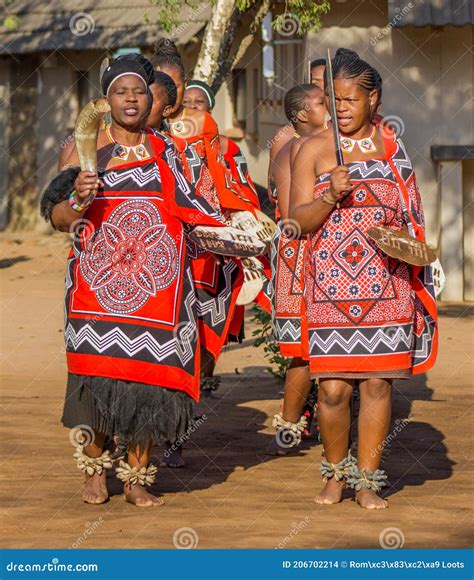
62;373;194;448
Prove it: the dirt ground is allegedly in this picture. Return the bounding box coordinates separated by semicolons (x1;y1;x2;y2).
0;233;473;550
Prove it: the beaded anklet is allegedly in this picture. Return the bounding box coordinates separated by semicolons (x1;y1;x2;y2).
272;412;308;447
320;451;355;481
115;460;158;487
74;446;114;476
346;465;389;492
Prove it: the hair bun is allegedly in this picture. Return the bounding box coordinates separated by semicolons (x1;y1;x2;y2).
335;48;359;60
153;38;181;59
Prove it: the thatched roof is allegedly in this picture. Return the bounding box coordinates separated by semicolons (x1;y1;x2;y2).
0;0;211;55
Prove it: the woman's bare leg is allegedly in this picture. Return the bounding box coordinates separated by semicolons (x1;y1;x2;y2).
82;430;108;504
282;358;312;422
267;358;312;455
124;442;163;507
315;378;353;505
355;378;392;509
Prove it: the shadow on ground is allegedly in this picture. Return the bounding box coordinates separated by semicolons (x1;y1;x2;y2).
105;366;454;502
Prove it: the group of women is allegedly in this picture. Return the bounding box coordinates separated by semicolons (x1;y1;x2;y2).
41;42;437;511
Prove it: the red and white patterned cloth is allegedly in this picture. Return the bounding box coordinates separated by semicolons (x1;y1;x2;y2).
65;133;223;401
302;132;438;376
271;230;307;357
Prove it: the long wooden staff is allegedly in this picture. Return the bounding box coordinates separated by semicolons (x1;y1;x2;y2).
326;48;344;166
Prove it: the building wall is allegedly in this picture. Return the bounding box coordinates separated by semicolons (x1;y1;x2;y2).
4;57;39;230
0;49;108;231
36;50;106;214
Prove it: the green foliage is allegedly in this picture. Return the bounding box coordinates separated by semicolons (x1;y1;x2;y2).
236;0;257;10
272;1;331;35
250;304;291;379
146;0;200;33
3;14;20;30
148;0;331;36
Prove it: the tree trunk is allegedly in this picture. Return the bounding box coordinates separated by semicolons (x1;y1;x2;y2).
194;0;270;94
193;0;238;90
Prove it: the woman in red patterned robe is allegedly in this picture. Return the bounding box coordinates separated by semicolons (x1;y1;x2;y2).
41;55;226;507
182;80;272;347
151;42;256;391
290;49;437;509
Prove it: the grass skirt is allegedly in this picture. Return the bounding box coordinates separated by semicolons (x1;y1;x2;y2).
62;373;194;448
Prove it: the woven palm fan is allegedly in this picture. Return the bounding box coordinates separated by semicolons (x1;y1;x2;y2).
236;257;264;305
367;226;437;267
75;98;111;203
188;225;265;258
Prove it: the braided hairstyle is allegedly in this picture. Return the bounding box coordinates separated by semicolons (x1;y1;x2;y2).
372;66;383;108
151;38;185;81
329;48;381;95
153;71;178;108
284;84;321;128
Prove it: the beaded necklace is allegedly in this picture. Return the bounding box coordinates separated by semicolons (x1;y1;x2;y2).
106;126;151;161
339;125;377;154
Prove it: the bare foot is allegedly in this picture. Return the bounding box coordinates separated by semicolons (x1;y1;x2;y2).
314;477;345;505
160;446;185;468
124;484;164;507
355;488;389;509
83;472;108;504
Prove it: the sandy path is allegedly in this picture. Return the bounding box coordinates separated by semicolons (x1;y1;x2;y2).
0;233;472;549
